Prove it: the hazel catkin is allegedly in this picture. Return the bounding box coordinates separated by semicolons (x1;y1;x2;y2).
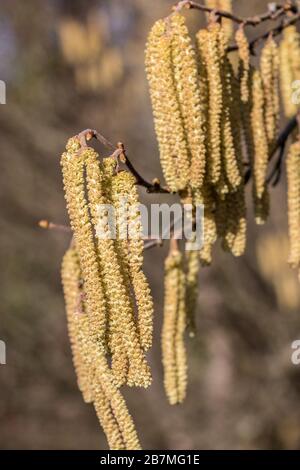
162;243;187;405
286;140;300;269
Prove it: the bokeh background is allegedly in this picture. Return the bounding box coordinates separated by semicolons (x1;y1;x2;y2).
1;0;300;450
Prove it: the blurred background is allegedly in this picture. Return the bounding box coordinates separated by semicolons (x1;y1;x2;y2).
1;0;300;450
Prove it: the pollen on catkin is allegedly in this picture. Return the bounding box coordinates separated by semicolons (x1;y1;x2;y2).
110;170;154;352
286;140;300;269
251;69;270;219
170;13;207;190
162;244;187;405
199;22;224;186
280;26;300;118
260;37;280;151
84;148;152;388
145;19;190;192
236;27;250;104
61;138;107;347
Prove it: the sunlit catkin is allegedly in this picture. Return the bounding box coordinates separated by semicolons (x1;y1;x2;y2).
145;19;190;192
185;246;200;337
236;27;250;103
61;247;131;450
170;13;206;190
61;247;93;404
61;138;107;346
260;38;280;150
84;148;151;388
110;170;154;352
251;70;269;202
280;26;300;118
286;140;300;269
197;23;224;185
162;244;187;405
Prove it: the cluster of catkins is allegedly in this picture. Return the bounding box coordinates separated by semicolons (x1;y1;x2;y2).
61;138;154;450
145;11;300;405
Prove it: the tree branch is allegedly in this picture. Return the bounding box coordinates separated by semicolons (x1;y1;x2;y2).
174;0;296;26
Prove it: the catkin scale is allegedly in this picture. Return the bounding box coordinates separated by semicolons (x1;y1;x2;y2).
286;140;300;269
162;246;187;405
236;27;250;104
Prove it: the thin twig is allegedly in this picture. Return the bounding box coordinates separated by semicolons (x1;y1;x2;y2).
228;12;300;52
38;220;71;233
173;0;297;26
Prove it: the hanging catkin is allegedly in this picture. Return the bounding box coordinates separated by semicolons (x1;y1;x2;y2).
185;246;200;337
145;19;190;192
110;170;154;352
251;69;270;222
61;247;141;450
194;185;217;267
286;140;300;269
162;243;187;405
260;37;280;151
170;13;207;190
236;27;250;104
196;23;224;186
61;138;107;346
84;148;152;388
280;26;300;118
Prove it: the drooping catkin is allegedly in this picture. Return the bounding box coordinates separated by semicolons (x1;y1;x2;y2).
221;57;243;192
185;246;200;337
280;26;300;118
222;186;247;257
162;244;187;405
260;38;280;151
286;140;300;269
61;247;93;404
145;19;190;192
170;13;207;190
198;23;224;185
61;248;130;450
84;148;152;388
236;27;250;103
61;138;107;346
110;170;154;352
251;69;270;221
193;185;217;267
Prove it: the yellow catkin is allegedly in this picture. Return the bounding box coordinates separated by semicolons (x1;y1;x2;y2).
185;247;200;337
251;69;270;210
61;248;131;450
145;19;190;192
110;170;154;352
236;27;250;103
162;246;187;405
194;185;217;267
221;57;243;192
260;38;280;151
61;247;93;404
197;23;225;186
84;148;151;388
223;187;247;257
61;138;107;346
280;26;300;118
204;0;233;40
286;140;300;269
170;13;207;190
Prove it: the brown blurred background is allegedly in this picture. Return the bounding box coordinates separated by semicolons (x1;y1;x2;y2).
1;0;300;450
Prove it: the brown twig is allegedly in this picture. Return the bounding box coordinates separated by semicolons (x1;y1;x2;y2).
228;12;300;53
38;220;71;233
173;0;297;26
77;129;171;194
